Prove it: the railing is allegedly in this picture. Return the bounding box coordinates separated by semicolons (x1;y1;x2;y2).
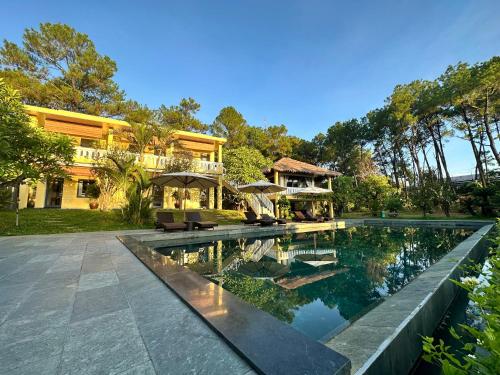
284;187;305;195
74;146;224;174
255;193;274;214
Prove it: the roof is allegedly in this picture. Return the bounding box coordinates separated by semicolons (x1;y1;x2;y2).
24;105;226;144
269;157;341;177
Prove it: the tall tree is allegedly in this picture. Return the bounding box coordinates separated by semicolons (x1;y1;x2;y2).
0;79;74;225
223;146;272;184
211;106;248;148
157;97;208;133
245;124;297;160
439;62;490;186
0;23;125;116
321;119;374;177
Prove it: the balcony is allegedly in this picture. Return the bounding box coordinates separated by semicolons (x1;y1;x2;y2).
284;187;305;195
74;146;224;174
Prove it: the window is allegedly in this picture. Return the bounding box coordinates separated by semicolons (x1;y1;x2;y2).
285;176;309;188
77;180;95;198
200;153;210;161
80;138;96;148
152;185;164;208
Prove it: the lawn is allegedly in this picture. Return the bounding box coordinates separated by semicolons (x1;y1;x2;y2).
0;208;245;236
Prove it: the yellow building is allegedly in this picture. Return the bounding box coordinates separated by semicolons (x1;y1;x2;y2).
18;105;226;210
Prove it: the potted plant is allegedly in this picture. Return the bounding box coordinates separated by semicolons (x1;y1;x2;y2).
86;183;101;210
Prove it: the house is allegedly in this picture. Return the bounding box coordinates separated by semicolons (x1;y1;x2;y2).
18;105;226;210
264;157;341;218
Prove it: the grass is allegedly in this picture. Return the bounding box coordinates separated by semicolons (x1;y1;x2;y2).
0;208;245;236
340;210;493;221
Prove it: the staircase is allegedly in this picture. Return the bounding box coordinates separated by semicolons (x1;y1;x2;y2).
223;180;275;217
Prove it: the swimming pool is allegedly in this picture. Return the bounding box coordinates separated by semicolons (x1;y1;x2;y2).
148;225;474;342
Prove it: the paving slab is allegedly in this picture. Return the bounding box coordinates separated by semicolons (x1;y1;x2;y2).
0;229;268;375
0;355;61;375
78;270;119;291
71;284;129;323
59;309;150;375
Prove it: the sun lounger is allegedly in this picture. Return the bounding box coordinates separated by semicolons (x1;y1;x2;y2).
155;212;188;231
242;211;260;225
293;211;310;222
304;210;324;222
259;214;277;226
186;211;218;230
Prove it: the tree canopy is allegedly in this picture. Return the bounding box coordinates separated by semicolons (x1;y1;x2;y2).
223;146;272;185
0;78;74;188
0;23;126;116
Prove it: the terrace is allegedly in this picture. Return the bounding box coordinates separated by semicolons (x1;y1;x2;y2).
75;145;224;174
1;219;491;374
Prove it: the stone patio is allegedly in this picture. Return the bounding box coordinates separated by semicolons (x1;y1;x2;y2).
0;230;254;375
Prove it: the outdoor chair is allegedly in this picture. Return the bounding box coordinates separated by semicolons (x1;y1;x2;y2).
242;211;260;225
155;212;188;232
293;211;308;222
303;210;325;222
259;214;277;226
186;211;218;230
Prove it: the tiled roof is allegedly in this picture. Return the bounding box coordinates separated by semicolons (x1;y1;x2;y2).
269;157;341;176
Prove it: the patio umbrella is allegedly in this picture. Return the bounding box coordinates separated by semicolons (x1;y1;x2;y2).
237;180;286;214
292;186;333;215
151;172;218;219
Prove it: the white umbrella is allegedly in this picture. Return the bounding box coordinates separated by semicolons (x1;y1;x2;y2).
151;172;218;218
238;180;286;215
290;186;333;217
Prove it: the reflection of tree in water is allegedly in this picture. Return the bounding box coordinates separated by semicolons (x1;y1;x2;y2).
330;227;473;320
220;272;307;323
170;227;473;327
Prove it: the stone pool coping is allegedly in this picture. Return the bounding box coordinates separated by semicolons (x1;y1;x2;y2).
118;232;351;375
326;222;494;374
120;219;494;375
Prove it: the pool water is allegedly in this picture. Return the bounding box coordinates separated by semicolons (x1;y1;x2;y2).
151;226;474;341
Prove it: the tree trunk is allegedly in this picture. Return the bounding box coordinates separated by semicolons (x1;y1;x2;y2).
436;124;451;182
482;92;500;166
462;110;487;187
14;182;20;227
484;121;500;166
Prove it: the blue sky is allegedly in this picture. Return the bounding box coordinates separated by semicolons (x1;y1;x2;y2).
2;0;499;175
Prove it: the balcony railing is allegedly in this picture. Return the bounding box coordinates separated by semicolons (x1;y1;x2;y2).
74;146;224;174
284;187;306;195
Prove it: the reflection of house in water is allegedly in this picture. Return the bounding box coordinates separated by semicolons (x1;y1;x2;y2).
153;232;348;291
275;268;349;290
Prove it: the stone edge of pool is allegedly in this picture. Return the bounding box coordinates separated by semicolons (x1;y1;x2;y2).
117;224;352;375
326;221;494;374
118;219;494;375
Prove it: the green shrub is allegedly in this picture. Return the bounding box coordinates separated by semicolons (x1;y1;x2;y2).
385;194;403;212
357;175;395;216
422;221;500;374
277;195;291;218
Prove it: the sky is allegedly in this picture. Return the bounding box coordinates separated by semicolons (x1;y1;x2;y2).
1;0;499;175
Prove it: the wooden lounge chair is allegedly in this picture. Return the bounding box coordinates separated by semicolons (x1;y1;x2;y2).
304;210;324;222
293;211;311;223
155;212;188;232
293;211;307;222
259;214;277;226
186;211;218;230
242;211;260;225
